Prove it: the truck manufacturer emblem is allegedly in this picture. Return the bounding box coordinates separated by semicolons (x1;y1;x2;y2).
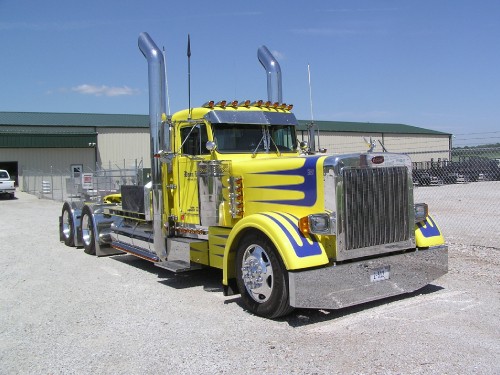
371;156;384;164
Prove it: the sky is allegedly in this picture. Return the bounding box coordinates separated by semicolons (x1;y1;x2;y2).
1;0;499;146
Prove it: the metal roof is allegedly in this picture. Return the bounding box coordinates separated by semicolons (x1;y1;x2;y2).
297;120;450;136
0;111;148;128
0;111;450;136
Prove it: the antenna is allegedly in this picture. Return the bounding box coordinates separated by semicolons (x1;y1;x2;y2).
162;47;171;116
187;34;192;120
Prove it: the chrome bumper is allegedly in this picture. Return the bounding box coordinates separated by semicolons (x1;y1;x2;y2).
288;245;448;309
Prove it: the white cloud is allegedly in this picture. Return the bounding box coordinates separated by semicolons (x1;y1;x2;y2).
71;84;139;97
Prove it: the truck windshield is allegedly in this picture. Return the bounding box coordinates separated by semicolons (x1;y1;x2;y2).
212;124;296;153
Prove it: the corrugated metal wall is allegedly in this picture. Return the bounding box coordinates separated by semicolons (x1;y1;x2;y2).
0;148;95;190
315;132;450;163
97;128;150;169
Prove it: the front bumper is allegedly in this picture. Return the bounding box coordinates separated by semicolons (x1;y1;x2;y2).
288;245;448;309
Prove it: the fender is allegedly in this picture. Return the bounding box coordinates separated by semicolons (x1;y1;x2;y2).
223;211;329;285
415;215;445;247
80;203;123;256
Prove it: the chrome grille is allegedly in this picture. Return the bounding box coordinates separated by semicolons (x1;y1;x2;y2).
342;166;410;250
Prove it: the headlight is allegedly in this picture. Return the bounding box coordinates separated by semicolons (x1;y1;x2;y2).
414;203;428;223
299;213;336;235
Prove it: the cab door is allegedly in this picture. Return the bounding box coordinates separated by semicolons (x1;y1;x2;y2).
174;123;210;226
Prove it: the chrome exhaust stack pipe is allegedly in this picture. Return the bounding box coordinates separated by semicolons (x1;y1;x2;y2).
258;46;282;103
138;32;167;261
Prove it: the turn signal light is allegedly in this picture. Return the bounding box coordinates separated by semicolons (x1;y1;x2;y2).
299;213;335;235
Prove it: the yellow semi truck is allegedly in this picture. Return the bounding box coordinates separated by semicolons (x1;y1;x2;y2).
59;32;447;318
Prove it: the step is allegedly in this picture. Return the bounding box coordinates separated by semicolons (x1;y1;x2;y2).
155;260;202;273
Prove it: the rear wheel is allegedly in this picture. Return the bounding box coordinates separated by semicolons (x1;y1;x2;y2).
61;204;75;247
236;234;294;319
81;207;96;255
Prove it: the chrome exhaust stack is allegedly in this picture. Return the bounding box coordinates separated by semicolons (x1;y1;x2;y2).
138;32;167;261
258;46;283;103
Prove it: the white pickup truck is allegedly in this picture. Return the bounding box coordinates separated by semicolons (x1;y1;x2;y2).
0;170;15;199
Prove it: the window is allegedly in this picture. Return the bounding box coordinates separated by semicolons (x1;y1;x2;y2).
180;124;209;155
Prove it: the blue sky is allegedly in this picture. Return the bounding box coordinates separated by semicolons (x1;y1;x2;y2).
1;0;499;146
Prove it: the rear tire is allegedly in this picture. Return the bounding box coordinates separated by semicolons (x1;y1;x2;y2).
236;234;294;319
81;207;96;255
61;204;75;247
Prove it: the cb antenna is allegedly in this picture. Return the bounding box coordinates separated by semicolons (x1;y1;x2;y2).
187;34;192;120
162;47;171;116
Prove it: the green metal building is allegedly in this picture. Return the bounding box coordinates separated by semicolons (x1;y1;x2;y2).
0;111;451;191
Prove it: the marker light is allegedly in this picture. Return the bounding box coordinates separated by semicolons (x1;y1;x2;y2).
230;177;244;218
252;100;263;107
242;99;251;107
215;100;227;108
287;104;293;111
273;102;279;109
264;101;271;108
230;100;239;107
202;100;215;108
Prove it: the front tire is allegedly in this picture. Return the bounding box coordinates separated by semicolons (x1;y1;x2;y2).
81;207;96;255
236;234;294;319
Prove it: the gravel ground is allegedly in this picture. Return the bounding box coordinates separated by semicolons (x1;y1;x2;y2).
0;188;499;374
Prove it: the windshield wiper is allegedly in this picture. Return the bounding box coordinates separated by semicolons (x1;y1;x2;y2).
252;127;270;157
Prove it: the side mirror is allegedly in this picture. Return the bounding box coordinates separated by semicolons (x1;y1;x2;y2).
206;141;217;152
299;141;309;151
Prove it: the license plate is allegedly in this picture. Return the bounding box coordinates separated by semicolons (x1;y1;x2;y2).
370;266;390;282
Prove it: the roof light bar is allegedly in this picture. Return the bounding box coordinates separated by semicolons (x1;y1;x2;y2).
202;100;215;108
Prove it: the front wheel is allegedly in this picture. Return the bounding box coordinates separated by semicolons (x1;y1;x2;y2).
236;234;294;319
81;207;96;255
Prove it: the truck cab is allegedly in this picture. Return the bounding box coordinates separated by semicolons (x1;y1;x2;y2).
59;32;448;319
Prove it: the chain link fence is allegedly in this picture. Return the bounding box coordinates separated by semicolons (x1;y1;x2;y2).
21;148;500;248
22;159;149;202
410;147;500;248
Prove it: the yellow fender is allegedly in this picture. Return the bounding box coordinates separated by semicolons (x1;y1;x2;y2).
223;211;329;285
103;193;122;204
415;215;445;247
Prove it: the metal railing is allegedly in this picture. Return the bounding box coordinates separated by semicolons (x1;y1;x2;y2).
22;159;148;202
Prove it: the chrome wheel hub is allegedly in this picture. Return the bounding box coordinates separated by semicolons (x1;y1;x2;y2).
241;245;274;303
81;215;92;246
62;210;71;239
